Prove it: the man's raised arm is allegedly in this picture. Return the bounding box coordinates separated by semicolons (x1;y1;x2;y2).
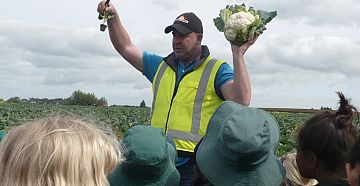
220;36;258;106
97;1;143;73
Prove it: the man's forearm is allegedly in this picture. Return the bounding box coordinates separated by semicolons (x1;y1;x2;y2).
231;51;251;106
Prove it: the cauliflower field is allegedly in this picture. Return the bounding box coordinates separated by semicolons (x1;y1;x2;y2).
1;102;354;157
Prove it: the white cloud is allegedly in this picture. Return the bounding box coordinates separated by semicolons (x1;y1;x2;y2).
265;35;360;76
151;0;180;11
246;0;360;27
0;20;150;102
1;0;359;108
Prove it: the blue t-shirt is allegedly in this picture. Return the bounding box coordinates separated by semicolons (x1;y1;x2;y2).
142;51;234;99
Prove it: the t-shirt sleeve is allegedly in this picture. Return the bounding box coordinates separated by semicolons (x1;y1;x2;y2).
214;63;234;100
142;51;164;83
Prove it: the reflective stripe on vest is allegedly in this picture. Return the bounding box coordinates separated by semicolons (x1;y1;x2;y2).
151;62;169;118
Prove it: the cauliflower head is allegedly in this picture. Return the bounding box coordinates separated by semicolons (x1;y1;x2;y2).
224;11;255;42
214;3;277;46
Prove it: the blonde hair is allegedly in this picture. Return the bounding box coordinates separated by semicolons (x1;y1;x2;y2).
282;153;318;186
0;116;124;186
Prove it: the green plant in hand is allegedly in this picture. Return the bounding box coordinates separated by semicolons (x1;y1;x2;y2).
99;0;115;32
100;11;115;31
213;3;277;46
100;11;115;21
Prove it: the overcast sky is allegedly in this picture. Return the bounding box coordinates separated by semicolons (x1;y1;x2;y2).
1;0;359;109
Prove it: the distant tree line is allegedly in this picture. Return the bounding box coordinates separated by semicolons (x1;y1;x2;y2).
5;97;65;105
2;90;108;107
320;106;332;110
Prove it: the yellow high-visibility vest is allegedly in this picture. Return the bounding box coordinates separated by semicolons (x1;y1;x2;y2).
151;55;224;152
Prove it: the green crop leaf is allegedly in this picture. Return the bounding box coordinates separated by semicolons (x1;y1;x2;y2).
220;8;231;23
255;10;277;34
233;3;247;13
213;17;225;32
258;10;277;25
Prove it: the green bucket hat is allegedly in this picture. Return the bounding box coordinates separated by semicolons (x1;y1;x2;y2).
108;125;180;186
0;130;5;141
196;101;285;186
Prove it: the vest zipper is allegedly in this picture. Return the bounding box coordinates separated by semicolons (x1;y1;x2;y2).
164;70;189;134
164;91;176;135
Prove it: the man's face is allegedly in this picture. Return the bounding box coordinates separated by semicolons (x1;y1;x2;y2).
172;30;202;62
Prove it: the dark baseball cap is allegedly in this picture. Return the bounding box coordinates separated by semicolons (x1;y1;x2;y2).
165;12;203;35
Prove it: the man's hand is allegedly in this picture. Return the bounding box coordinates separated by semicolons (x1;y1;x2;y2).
97;0;116;17
231;34;259;56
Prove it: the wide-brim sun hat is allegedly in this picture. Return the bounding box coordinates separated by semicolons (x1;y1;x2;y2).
196;101;285;186
108;125;180;186
259;108;280;152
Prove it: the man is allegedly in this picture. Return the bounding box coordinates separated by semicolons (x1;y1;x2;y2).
97;1;257;185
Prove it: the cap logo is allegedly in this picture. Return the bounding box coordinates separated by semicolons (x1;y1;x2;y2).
175;16;189;24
